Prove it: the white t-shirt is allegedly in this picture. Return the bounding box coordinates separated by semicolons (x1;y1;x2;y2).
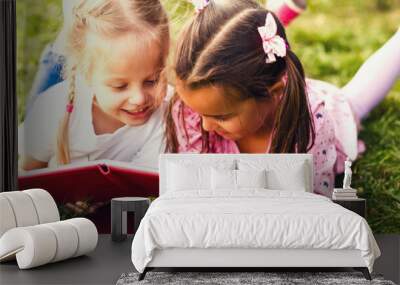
19;75;173;170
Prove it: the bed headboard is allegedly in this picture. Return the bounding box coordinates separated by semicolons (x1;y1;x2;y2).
159;154;314;195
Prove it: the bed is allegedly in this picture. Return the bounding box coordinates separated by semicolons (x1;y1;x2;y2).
131;154;380;281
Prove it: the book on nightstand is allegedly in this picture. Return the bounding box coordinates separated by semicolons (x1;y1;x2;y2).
332;188;358;200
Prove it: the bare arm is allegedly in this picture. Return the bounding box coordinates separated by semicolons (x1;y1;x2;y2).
19;155;48;171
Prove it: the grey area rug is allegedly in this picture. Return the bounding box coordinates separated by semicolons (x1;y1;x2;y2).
116;272;396;285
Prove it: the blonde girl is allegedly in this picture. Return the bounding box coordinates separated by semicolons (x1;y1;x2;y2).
19;0;170;171
165;0;400;197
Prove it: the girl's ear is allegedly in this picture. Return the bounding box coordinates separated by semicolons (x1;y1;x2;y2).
267;79;285;100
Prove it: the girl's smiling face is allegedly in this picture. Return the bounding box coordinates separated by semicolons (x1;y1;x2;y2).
176;80;281;141
88;33;163;129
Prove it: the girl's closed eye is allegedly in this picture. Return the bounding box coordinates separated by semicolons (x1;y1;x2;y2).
213;114;235;122
109;82;129;92
144;79;157;87
215;116;228;122
143;74;160;88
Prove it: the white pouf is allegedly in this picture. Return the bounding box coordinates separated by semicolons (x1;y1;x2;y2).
0;192;39;228
65;218;98;257
42;221;79;262
0;189;60;238
0;225;57;268
0;218;98;269
23;188;60;224
0;196;17;237
0;189;98;269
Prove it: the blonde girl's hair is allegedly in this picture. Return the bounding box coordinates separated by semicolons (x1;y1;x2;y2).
57;0;169;165
165;0;315;153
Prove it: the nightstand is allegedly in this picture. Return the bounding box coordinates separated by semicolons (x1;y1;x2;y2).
111;197;150;242
332;198;366;218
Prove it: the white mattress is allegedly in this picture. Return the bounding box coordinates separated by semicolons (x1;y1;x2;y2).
131;190;380;273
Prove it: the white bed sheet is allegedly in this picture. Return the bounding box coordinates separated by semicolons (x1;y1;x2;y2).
131;190;380;273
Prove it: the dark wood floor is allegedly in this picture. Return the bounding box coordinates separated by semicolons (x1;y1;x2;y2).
0;234;398;285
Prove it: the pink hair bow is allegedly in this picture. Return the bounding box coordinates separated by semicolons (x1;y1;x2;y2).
189;0;210;12
258;13;287;63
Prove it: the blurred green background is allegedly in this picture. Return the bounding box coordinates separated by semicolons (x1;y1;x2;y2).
17;0;400;233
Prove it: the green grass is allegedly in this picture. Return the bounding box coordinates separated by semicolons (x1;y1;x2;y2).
17;0;62;122
17;0;400;233
287;1;400;234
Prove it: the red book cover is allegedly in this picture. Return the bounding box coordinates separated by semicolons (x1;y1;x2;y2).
18;160;159;203
18;160;159;233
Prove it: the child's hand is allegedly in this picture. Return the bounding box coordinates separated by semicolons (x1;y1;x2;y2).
64;201;105;216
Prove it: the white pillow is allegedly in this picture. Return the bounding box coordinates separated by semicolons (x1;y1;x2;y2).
266;166;307;191
211;168;236;190
166;158;236;171
211;169;267;190
236;169;267;189
238;160;309;191
166;159;236;192
167;162;210;191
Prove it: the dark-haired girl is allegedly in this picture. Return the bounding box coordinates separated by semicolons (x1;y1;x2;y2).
165;0;400;197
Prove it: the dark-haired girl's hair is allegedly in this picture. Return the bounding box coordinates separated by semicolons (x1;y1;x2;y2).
165;0;315;153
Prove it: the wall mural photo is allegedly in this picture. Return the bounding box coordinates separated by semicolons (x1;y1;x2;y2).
17;0;400;233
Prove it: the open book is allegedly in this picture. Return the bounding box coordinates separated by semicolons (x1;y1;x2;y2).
18;160;159;203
